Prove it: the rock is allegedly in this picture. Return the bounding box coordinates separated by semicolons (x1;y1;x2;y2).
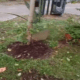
32;30;50;41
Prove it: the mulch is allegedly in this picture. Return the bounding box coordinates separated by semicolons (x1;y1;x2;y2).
6;40;69;80
1;69;63;80
21;69;63;80
7;40;69;59
7;41;52;59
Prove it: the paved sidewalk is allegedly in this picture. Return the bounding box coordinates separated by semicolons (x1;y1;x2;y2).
0;2;80;21
0;2;29;21
65;3;80;15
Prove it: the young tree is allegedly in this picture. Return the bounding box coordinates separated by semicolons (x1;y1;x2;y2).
27;0;35;45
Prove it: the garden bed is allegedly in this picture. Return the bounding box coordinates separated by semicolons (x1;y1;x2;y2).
7;41;52;59
0;16;80;80
7;39;69;59
21;69;63;80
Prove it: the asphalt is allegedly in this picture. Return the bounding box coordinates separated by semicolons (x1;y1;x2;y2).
0;2;80;21
65;3;80;15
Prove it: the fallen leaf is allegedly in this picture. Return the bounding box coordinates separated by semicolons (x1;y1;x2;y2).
17;73;22;76
15;63;19;66
65;34;72;41
41;78;44;80
7;48;12;52
17;55;21;58
67;51;70;53
67;58;70;61
0;42;2;44
0;67;6;73
17;69;22;72
29;70;32;73
55;51;58;53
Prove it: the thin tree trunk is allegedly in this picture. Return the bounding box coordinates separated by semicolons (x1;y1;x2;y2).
27;0;35;45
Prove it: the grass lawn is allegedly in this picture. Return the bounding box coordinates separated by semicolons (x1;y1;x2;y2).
0;16;80;80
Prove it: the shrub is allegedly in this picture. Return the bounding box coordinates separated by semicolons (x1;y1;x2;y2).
65;22;80;39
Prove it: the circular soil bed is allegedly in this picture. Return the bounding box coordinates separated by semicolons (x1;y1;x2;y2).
7;41;52;59
21;69;63;80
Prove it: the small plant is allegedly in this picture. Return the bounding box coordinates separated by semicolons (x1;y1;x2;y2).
71;1;77;3
67;17;75;24
65;21;80;43
48;40;58;48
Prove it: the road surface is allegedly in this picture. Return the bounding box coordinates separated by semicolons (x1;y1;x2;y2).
0;2;29;21
65;3;80;15
0;2;80;21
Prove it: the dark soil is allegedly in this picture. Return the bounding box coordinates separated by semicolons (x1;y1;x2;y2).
58;40;69;47
1;78;6;80
7;41;52;59
53;40;69;50
21;69;63;80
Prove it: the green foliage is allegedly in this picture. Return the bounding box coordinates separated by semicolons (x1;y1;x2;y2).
48;40;58;48
0;21;27;52
71;1;77;3
0;19;67;52
0;45;80;80
53;45;80;80
1;19;80;80
33;20;66;48
67;17;75;24
0;38;14;52
66;19;80;39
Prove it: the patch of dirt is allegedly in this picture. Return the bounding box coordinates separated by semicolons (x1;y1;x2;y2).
21;69;63;80
11;15;28;23
7;40;69;59
1;78;6;80
7;41;52;59
58;40;69;48
9;13;80;23
53;40;69;50
42;13;80;21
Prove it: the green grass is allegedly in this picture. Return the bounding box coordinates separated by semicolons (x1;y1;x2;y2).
0;18;80;80
0;46;80;80
0;21;27;52
0;20;67;51
71;1;77;3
